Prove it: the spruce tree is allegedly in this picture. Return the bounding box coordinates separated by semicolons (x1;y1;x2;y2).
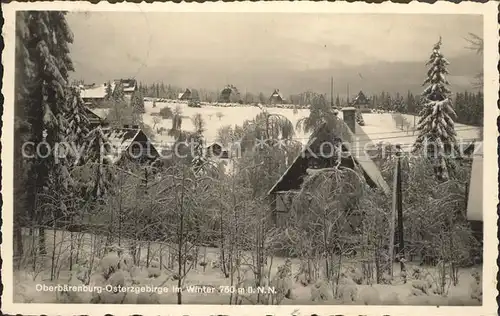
66;87;91;141
112;82;125;103
335;94;341;108
105;81;113;100
412;37;458;181
84;127;113;198
132;90;145;113
16;11;75;254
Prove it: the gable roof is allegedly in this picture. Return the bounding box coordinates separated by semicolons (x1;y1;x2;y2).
220;85;239;95
115;79;137;93
80;82;116;99
178;88;192;99
351;91;370;105
85;108;104;125
270;89;284;100
268;118;390;196
102;127;158;164
345;121;391;194
467;141;483;222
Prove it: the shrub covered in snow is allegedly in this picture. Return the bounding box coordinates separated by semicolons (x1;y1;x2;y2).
382;292;400;305
358;286;381;305
355;110;365;126
310;280;333;302
336;279;358;304
269;259;294;303
411;280;430;295
148;259;161;278
347;266;364;285
469;269;482;301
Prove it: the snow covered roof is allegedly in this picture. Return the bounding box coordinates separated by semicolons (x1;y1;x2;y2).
80;82;115;99
267;118;390;196
345;121;391;195
115;79;137;93
90;108;110;120
270;89;285;100
102;127;142;164
85;108;104;124
351;91;370;105
467;141;483;222
220;85;238;94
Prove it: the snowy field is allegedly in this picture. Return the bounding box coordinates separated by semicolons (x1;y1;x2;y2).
14;229;482;305
95;101;481;152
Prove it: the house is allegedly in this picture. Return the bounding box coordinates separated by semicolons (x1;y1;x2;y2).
351;90;370;110
80;82;115;107
206;142;230;159
466;141;483;245
178;88;192;101
85;107;108;128
103;125;160;165
219;85;241;103
269;89;285;104
268;107;390;227
116;79;138;98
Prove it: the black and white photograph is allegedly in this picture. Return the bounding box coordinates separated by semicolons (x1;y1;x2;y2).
2;1;498;315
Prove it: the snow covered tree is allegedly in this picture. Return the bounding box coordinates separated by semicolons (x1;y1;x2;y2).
83;127;114;198
15;11;75;254
105;81;113;100
296;94;341;134
169;105;184;138
355;110;365;126
132;90;145;114
112;82;125;103
65;87;91;148
413;37;458;181
392;95;406;113
190;113;207;173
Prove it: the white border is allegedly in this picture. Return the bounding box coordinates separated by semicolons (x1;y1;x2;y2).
2;1;498;315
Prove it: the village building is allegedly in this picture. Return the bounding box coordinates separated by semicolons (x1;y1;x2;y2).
80;79;137;107
80;82;115;107
116;78;138;99
219;85;241;103
178;88;192;101
466;141;483;249
269;89;285;104
268;107;390;227
350;90;370;110
85;107;109;129
206;142;230;159
103;125;160;165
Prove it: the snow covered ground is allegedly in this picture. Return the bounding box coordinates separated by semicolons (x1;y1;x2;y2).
14;229;482;305
141;101;312;147
137;101;481;152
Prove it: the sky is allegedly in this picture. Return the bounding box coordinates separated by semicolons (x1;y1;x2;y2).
66;12;483;96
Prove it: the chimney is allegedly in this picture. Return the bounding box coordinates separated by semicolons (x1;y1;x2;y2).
342;107;356;133
123;124;130;128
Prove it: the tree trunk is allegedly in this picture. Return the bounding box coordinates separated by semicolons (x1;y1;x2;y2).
39;226;47;255
13;224;24;269
177;170;186;305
